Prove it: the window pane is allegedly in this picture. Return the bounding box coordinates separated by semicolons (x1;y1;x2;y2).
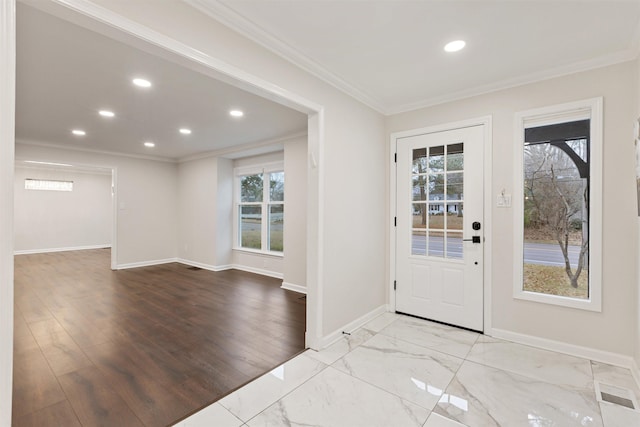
447;232;463;259
269;205;284;252
412;176;427;201
428;146;445;173
428;230;444;257
412;148;427;173
240;174;263;202
270;172;284;202
240;205;261;249
428;174;445;200
447;143;464;171
412;203;426;229
523;122;589;299
446;172;463;200
412;230;426;256
445;204;463;230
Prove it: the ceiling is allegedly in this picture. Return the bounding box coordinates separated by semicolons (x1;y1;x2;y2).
191;0;640;114
15;3;308;161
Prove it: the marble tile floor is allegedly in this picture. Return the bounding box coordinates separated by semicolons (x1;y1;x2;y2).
173;313;640;427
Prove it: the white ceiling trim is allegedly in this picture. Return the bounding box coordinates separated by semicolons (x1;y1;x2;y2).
388;48;638;115
178;130;307;163
185;0;388;114
16;139;178;163
187;0;640;117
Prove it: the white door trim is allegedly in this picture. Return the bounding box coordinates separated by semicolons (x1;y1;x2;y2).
389;116;493;334
0;0;15;423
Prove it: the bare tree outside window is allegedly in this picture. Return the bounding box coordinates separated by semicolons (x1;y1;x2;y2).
523;120;590;298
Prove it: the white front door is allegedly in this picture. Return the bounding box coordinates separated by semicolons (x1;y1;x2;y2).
395;125;484;331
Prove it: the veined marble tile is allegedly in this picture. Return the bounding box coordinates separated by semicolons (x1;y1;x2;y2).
467;335;593;390
592;361;640;402
361;312;400;333
247;367;430;427
599;402;640;426
379;316;479;358
333;333;463;410
424;412;468;427
305;328;375;365
175;403;243;427
435;361;603;427
219;354;326;422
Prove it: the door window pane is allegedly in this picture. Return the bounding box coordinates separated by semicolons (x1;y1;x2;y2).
268;204;284;252
446;143;464;171
446;172;463;200
428;174;445;200
428;230;445;257
412;230;426;256
412;203;427;229
412;148;427;173
240;205;261;249
240;174;263;202
428;146;445;172
447;232;463;259
412;176;428;201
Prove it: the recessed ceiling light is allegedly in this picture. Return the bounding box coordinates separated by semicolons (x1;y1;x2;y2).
444;40;466;53
71;129;86;136
229;110;244;117
133;78;152;88
99;110;115;118
144;141;155;148
179;128;192;135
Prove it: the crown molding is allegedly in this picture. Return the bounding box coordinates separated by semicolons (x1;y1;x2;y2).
185;0;389;115
16;138;178;163
387;50;638;115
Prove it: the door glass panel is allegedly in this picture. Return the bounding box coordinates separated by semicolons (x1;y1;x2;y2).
446;172;463;200
428;146;445;173
446;203;463;230
411;142;465;260
412;230;426;255
429;174;445;200
446;143;464;171
412;203;426;229
447;232;463;259
428;230;444;257
412;148;427;173
412;176;428;201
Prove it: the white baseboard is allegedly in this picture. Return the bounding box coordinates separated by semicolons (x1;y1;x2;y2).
116;257;178;270
491;328;636;370
231;264;283;279
281;281;307;294
316;304;389;350
177;258;232;272
14;244;111;255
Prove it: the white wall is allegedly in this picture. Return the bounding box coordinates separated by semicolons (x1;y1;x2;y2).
15;143;179;267
283;137;308;291
387;61;639;358
14;166;112;253
177;155;233;269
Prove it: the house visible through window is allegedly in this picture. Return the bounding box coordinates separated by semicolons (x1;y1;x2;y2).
25;179;73;191
236;165;284;253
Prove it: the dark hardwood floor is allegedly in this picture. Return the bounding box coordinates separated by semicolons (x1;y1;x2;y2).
12;249;306;426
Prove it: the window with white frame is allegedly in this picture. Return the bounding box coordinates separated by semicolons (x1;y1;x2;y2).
235;163;284;253
514;98;602;311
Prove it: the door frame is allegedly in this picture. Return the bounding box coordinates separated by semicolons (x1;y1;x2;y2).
389;116;493;334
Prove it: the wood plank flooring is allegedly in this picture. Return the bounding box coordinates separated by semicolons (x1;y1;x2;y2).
12;249;306;426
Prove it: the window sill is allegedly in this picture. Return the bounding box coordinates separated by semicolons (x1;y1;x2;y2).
232;247;284;258
513;290;601;312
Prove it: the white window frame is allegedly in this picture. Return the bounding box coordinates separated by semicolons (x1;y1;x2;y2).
513;97;603;311
233;161;284;256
